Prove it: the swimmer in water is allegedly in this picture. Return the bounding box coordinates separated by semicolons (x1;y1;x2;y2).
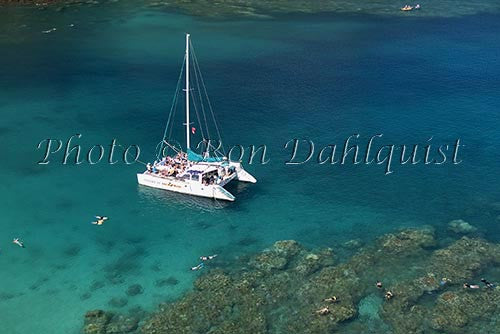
481;278;495;288
385;291;394;300
315;306;330;315
191;263;204;271
13;238;24;248
91;215;108;226
200;254;218;261
323;296;338;303
376;281;383;289
440;277;451;286
42;27;57;34
463;283;480;289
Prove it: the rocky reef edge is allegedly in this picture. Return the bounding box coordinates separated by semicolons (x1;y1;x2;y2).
82;227;500;334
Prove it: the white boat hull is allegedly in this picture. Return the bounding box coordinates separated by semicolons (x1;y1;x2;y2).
231;162;257;183
137;173;236;201
137;35;257;202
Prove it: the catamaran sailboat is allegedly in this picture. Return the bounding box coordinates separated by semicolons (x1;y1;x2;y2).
137;34;256;201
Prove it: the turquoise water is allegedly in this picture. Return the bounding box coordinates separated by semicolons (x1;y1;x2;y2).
0;4;499;334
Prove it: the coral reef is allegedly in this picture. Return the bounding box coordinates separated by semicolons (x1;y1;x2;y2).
448;219;478;234
83;310;112;334
81;228;499;334
83;310;139;334
380;236;500;334
430;289;499;333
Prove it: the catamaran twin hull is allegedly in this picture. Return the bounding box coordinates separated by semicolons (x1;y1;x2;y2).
137;34;256;201
137;162;256;202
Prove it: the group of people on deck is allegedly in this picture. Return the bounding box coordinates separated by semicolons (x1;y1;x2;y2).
202;166;236;186
146;152;192;177
146;151;236;184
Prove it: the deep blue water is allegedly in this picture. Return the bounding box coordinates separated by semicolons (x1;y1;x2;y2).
0;6;499;333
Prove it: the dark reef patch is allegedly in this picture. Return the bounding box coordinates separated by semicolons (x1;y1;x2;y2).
63;245;81;257
29;277;49;291
237;236;259;247
155;276;179;287
90;280;106;291
104;247;147;284
150;263;161;272
126;284;144;296
108;297;128;308
80;292;92;301
0;291;23;301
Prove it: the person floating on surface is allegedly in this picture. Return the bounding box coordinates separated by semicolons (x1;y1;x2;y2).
92;215;108;226
42;27;57;34
463;283;480;289
191;263;204;271
200;254;218;261
323;296;338;303
376;281;383;289
385;291;394;300
440;277;451;286
481;278;495;288
13;238;24;248
315;306;330;315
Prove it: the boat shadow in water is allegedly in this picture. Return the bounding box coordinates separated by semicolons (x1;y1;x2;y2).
223;180;258;202
137;185;231;212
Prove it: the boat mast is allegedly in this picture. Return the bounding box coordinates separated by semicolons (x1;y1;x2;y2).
185;33;191;151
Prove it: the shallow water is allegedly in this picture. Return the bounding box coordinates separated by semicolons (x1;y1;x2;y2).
0;3;499;334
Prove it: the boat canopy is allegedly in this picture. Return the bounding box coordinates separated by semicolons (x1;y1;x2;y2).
187;148;224;162
186;164;218;173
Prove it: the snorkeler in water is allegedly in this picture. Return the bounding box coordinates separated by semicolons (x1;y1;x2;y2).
323;296;338;303
463;283;480;289
481;278;495;288
200;254;218;261
191;263;204;271
91;215;108;226
315;306;330;315
440;277;451;286
13;238;24;248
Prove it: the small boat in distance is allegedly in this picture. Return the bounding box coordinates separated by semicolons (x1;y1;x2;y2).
401;4;420;11
137;34;256;201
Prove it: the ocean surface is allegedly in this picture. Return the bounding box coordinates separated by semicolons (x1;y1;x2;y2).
0;3;499;333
